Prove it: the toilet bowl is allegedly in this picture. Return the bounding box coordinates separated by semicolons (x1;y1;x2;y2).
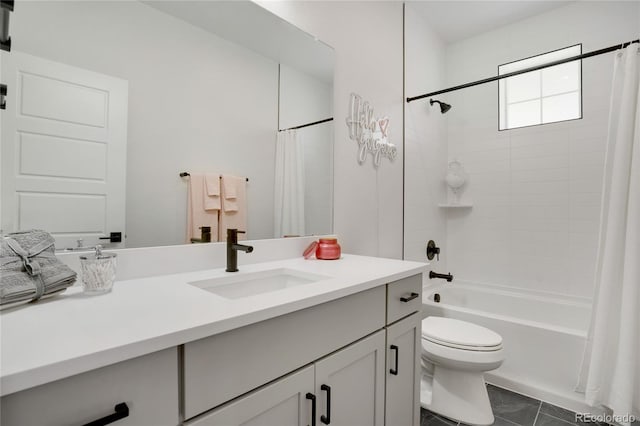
420;316;504;426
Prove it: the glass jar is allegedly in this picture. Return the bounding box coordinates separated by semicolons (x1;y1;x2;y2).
316;238;341;260
79;246;117;295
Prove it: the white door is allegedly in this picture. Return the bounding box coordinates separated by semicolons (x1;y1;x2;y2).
314;330;386;426
0;51;128;249
386;312;422;426
186;365;315;426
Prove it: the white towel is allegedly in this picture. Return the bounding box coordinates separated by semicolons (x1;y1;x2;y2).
219;174;247;241
204;173;221;211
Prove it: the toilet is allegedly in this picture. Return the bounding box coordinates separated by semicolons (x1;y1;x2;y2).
420;316;505;426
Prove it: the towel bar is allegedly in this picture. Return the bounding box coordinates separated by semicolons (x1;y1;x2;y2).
179;172;248;182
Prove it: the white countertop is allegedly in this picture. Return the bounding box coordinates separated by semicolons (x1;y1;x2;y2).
0;254;427;396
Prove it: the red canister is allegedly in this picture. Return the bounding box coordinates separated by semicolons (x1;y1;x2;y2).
316;238;341;260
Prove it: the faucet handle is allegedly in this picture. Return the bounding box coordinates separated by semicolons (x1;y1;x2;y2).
426;240;440;261
227;229;245;234
227;229;246;242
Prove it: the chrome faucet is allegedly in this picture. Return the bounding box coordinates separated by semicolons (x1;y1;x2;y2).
226;229;253;272
60;239;96;252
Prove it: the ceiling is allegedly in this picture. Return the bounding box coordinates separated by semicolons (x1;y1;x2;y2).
408;1;572;43
143;1;334;83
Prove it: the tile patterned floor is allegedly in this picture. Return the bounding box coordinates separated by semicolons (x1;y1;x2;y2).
420;384;619;426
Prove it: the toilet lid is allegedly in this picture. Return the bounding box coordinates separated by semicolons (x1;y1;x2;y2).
422;317;502;349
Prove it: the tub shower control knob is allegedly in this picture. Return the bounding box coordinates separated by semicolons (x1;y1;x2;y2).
426;240;440;261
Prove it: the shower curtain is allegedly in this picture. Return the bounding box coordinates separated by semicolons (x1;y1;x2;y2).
577;44;639;425
274;130;305;238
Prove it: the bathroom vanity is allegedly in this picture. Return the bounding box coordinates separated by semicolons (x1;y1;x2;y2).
0;248;426;426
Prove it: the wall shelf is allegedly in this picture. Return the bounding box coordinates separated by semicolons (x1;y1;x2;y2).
438;204;473;208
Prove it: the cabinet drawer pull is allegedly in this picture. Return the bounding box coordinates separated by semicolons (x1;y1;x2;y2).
320;384;331;424
306;393;317;426
390;345;399;375
400;292;419;303
83;402;129;426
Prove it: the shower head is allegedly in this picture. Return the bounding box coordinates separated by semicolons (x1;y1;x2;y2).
430;99;452;114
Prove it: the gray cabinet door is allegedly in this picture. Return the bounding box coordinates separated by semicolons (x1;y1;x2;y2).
187;365;314;426
385;312;422;426
314;330;386;426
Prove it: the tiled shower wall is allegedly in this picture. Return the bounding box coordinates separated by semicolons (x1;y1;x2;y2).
443;2;639;299
404;4;448;272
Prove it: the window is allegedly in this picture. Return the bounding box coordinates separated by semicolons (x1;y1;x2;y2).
499;45;582;130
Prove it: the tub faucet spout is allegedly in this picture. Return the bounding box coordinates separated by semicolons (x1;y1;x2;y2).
226;229;253;272
429;271;453;282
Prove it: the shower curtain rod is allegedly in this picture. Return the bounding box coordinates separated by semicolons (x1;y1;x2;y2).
406;39;640;103
279;117;333;132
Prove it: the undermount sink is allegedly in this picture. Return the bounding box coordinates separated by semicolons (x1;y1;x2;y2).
188;268;330;299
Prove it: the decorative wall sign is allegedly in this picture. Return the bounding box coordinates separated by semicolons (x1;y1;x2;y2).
346;93;397;167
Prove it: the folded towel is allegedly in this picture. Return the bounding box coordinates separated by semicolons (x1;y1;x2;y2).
222;174;238;200
204;174;220;196
0;229;77;306
204;173;221;211
221;174;245;212
187;174;219;242
219;175;248;241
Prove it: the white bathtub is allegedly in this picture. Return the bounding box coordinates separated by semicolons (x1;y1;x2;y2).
422;281;596;413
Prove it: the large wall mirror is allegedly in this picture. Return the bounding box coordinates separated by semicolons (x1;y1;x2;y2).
0;0;334;250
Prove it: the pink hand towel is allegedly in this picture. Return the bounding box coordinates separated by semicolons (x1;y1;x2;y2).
219;174;247;241
187;173;219;243
222;174;239;212
222;175;237;199
203;173;221;211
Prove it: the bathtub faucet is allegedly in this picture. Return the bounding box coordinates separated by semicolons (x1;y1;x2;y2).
429;271;453;282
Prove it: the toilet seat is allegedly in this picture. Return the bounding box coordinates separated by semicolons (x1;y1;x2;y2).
422;317;503;351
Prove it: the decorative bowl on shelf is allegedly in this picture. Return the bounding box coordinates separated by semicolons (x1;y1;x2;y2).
445;160;468;205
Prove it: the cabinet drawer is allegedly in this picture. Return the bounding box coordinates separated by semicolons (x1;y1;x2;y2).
0;348;179;426
386;274;422;325
183;286;386;419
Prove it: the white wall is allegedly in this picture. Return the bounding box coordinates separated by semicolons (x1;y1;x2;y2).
257;1;405;259
443;1;639;298
279;64;332;130
12;1;279;247
403;4;448;273
279;64;333;236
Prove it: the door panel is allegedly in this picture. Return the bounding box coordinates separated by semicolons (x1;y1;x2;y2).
386;313;421;426
186;365;314;426
20;71;108;127
314;330;385;426
17;192;106;232
19;132;107;180
1;52;128;249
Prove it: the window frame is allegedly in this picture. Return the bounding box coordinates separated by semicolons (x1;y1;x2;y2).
498;43;583;131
